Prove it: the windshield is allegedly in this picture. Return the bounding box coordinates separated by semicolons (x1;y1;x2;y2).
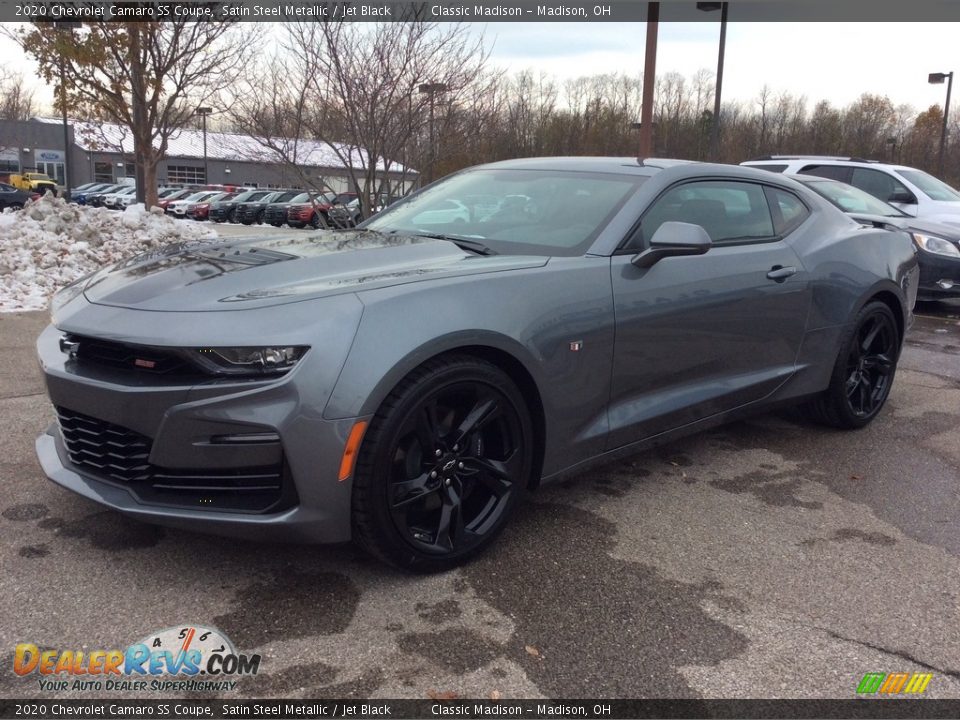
895;169;960;201
804;179;905;217
365;168;643;255
232;190;264;202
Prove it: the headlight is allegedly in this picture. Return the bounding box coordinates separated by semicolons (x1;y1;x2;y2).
193;346;308;375
912;232;960;257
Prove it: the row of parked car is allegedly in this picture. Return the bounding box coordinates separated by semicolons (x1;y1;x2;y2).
67;181;372;229
194;188;362;228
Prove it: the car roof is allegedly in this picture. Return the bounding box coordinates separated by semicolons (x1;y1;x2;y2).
743;156;918;172
472;156;702;176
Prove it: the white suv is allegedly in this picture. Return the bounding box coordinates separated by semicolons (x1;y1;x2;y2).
741;156;960;226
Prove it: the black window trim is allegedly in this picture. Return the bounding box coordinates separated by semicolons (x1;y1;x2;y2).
615;177;800;255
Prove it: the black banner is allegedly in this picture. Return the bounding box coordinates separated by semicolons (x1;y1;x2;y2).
2;699;960;719
9;0;960;23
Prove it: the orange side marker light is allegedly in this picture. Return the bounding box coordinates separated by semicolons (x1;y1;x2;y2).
338;420;368;481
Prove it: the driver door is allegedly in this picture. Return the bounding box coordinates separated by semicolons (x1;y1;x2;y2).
607;179;811;450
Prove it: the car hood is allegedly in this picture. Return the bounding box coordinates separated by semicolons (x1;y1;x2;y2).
851;213;960;242
81;230;549;312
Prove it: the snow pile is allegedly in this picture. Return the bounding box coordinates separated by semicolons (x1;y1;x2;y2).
0;196;217;312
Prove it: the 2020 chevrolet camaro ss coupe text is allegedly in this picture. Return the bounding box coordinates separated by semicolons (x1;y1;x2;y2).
36;159;918;570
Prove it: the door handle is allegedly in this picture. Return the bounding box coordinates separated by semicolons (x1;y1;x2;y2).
767;265;797;282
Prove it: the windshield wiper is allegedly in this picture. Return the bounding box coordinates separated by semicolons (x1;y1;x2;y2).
409;231;497;256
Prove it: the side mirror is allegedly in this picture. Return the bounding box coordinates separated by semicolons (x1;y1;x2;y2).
632;221;712;268
888;190;915;204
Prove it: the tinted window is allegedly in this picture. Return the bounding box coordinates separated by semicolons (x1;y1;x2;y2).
637;180;775;246
850;168;912;204
750;164;789;173
799;164;850;182
765;187;809;235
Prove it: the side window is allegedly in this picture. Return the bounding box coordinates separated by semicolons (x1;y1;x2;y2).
850;168;912;204
749;164;789;173
799;164;850;182
633;180;775;247
765;187;810;236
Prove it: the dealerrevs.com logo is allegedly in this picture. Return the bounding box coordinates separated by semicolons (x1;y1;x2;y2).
13;624;261;693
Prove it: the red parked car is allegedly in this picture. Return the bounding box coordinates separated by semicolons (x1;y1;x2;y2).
187;192;235;221
287;192;358;229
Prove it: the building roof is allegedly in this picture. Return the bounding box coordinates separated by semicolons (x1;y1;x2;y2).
31;117;415;174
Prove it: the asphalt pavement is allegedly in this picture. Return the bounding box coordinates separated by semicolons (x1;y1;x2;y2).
1;300;958;700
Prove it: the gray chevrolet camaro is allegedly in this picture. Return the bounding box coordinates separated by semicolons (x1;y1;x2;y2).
36;158;919;570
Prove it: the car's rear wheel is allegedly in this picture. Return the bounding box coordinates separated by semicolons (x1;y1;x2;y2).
255;210;264;224
352;356;533;571
807;300;900;429
228;208;238;223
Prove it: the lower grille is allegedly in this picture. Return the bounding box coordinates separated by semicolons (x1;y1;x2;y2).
56;407;292;513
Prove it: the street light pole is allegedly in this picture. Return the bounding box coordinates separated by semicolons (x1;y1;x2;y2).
418;83;448;184
196;107;213;184
697;2;728;162
928;71;953;177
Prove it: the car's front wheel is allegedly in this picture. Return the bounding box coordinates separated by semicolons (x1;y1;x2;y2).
352;356;533;571
807;300;900;428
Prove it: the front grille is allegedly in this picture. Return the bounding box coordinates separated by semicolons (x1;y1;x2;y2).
56;407;292;513
68;334;194;376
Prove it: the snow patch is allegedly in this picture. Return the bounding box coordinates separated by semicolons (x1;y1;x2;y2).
0;196;217;313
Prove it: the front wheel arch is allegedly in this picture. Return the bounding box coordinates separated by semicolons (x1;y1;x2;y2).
351;354;537;570
341;340;547;491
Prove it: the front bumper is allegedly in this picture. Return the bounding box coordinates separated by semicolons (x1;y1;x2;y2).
917;250;960;299
34;297;366;543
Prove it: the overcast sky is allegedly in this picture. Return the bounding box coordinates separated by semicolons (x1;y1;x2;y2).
2;21;957;114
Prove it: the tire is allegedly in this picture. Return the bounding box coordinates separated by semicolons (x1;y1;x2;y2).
228;208;238;223
255;210;264;225
352;355;534;571
310;213;322;229
9;203;22;211
806;300;900;429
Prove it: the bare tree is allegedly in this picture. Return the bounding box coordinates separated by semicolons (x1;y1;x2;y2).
10;21;253;207
231;21;489;220
0;70;36;122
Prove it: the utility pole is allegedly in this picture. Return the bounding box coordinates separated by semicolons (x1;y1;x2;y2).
638;2;659;159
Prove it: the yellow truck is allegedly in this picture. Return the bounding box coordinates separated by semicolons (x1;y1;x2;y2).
9;171;58;196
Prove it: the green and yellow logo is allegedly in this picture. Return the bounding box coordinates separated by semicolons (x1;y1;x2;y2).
857;672;932;695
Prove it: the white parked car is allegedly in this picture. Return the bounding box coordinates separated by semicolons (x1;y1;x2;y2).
101;186;137;209
741;156;960;226
166;190;222;217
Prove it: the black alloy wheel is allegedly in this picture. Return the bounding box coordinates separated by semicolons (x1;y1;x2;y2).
807;301;900;428
228;207;238;223
352;356;533;571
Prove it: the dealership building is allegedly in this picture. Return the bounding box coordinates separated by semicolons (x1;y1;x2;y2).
0;117;417;193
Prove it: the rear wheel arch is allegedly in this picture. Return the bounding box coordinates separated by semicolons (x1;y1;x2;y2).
867;289;905;351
